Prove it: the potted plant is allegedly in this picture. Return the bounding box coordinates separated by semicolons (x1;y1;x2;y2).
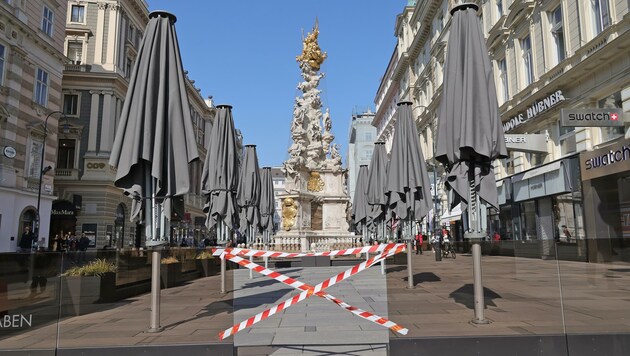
195;250;218;277
61;259;117;315
160;256;181;288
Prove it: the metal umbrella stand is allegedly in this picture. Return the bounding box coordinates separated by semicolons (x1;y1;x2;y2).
385;102;433;289
436;2;508;324
109;11;199;333
237;145;261;279
202;105;240;294
259;167;276;269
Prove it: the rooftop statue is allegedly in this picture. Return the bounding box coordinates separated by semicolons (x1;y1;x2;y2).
296;21;327;71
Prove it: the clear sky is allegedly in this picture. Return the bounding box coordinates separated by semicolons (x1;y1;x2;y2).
148;0;404;167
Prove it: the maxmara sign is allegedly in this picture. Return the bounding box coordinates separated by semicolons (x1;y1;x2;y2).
561;108;624;127
503;90;565;132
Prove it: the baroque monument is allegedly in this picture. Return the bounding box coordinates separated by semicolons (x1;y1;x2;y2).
277;21;354;252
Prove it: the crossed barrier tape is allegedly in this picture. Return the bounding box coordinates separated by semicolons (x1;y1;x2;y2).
212;242;397;258
218;243;407;340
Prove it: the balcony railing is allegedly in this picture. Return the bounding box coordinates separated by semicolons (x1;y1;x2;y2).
64;63;91;72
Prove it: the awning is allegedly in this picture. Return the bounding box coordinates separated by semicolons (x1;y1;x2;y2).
440;203;462;223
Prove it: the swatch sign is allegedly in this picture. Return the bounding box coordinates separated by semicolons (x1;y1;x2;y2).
561;108;624;127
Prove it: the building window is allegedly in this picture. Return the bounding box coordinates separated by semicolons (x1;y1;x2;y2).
56;139;76;169
67;40;83;64
41;6;54;37
34;68;49;106
592;0;610;35
521;35;534;86
63;93;79;116
550;6;565;64
0;43;5;86
559;126;576;156
125;57;133;79
496;0;504;18
498;58;509;104
365;132;373;141
70;4;85;23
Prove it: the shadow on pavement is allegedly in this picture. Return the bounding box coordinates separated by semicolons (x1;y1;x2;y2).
162;298;234;329
403;272;442;287
449;284;501;309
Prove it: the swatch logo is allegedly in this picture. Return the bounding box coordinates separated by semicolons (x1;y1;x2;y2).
561;108;624;127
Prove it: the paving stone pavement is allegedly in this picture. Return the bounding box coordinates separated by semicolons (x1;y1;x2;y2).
1;251;630;355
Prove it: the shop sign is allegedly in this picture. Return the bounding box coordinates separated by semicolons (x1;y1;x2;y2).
503;90;565;132
3;146;16;158
580;138;630;181
52;201;76;216
560;108;624;127
504;134;548;153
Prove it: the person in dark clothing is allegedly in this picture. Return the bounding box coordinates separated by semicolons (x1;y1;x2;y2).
19;226;35;253
78;233;90;262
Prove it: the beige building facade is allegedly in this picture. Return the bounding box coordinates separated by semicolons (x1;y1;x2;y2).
53;0;214;250
374;0;629;261
0;0;68;252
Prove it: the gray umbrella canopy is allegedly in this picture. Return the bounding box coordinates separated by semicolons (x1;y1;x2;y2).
258;167;276;239
109;11;198;225
435;4;507;212
385;102;432;222
201;105;240;231
237;145;261;238
366;142;389;231
352;165;370;233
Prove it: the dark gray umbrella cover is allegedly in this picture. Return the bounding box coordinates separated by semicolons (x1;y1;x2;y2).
109;11;199;222
201;105;239;230
237;145;261;236
366;142;389;229
435;5;507;211
258;167;276;237
385;102;432;221
351;165;370;233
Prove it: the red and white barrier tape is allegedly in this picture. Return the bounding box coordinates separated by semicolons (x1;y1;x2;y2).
219;244;406;339
223;253;408;336
212;242;400;259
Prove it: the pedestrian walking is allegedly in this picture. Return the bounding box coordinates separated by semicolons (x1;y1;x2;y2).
414;232;423;254
78;233;90;263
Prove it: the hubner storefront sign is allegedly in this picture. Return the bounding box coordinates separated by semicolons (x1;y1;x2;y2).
580;138;630;181
503;90;565;132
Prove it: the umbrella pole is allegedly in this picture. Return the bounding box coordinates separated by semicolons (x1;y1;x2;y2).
220;221;226;294
249;226;253;279
406;220;414;289
466;163;489;324
363;226;369;261
148;177;163;332
264;231;269;269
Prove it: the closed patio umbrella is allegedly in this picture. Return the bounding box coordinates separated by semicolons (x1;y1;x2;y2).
366;142;388;241
237;145;261;243
435;2;508;323
201;105;240;241
352;165;370;238
259;167;276;246
201;104;239;293
109;11;198;332
385;101;433;288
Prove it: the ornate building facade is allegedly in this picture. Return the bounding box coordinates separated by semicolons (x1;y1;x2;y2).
0;0;67;252
374;0;629;261
347;109;376;200
53;0;214;249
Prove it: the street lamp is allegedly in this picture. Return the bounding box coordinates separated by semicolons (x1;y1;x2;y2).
35;110;65;248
